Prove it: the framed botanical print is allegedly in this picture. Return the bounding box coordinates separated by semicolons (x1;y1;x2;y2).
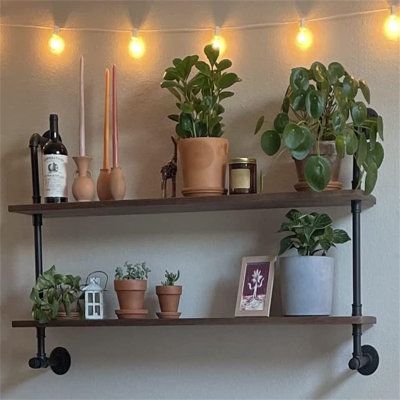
235;256;276;317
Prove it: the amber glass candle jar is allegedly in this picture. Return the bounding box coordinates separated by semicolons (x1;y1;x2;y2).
229;158;257;194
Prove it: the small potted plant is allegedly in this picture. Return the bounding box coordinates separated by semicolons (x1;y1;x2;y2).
114;261;150;319
254;61;384;193
161;45;241;197
30;265;81;323
156;270;182;319
278;209;350;316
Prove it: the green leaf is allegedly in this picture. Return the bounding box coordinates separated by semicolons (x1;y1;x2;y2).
359;80;370;104
364;160;378;194
261;130;281;155
218;72;241;89
342;75;358;98
370;142;384;168
356;132;368;167
278;236;295;255
179;113;193;134
273;113;289;133
168;114;179;122
282;96;290;113
163;68;180;81
304;155;331;191
314;213;332;229
305;90;326;119
311;61;327;83
345;128;358;155
291;126;314;157
290;90;307;111
335;134;346;159
195;61;211;77
217;59;232;71
285;209;302;221
377;116;383;140
290;68;309;91
331;111;345;133
254;116;264;135
166;87;182;101
282;123;305;150
327;62;345;84
351;102;367;125
204;44;219;66
332;229;351;244
219;91;234;101
211;122;222;137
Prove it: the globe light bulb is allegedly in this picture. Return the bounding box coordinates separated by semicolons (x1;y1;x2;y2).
211;26;226;55
384;6;400;40
48;26;65;55
129;29;145;59
296;19;313;50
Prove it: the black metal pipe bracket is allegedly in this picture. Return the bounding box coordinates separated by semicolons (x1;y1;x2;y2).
347;158;379;375
28;133;71;375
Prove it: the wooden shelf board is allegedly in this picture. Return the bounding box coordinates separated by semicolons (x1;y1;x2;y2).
8;190;375;218
12;316;376;328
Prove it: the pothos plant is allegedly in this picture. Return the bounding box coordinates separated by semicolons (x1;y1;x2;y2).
161;44;241;138
278;209;351;256
115;261;151;280
30;265;81;323
254;61;384;193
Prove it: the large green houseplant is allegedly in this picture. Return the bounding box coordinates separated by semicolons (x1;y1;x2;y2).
161;44;241;196
278;209;350;316
254;61;384;194
30;265;81;323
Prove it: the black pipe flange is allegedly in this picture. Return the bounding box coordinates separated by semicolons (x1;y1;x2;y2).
49;347;71;375
358;345;379;376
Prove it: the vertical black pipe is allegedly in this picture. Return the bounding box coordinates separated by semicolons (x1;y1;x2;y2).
29;134;47;363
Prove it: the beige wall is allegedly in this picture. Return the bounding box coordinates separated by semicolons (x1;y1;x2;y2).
1;1;399;399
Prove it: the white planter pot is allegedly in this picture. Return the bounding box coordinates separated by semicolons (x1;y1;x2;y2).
280;256;334;316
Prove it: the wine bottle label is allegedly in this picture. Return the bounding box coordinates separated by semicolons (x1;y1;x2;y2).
43;154;68;198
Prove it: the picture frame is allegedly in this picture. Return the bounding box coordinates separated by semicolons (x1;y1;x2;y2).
235;255;276;317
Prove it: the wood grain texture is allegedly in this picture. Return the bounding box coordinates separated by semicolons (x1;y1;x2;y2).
8;190;375;218
12;316;377;328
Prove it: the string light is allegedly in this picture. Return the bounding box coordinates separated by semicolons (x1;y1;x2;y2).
128;29;145;59
296;19;313;50
384;5;400;40
48;26;65;55
211;26;226;55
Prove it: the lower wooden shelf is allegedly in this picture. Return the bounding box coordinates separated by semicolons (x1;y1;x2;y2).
12;316;376;328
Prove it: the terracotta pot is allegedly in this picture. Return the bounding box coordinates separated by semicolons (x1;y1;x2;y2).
115;309;148;319
156;285;182;313
57;303;80;320
294;141;342;191
114;279;147;310
178;137;229;197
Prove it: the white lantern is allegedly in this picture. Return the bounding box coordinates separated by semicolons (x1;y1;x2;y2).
83;277;104;320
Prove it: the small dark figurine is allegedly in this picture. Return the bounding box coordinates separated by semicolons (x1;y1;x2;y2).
161;136;177;198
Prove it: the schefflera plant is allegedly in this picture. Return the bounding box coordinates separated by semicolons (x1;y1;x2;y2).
254;61;384;193
278;209;351;256
161;44;241;138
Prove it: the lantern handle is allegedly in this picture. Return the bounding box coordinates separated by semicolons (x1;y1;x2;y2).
85;270;109;290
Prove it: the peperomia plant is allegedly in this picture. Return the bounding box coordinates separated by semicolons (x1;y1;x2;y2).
115;262;151;280
30;265;81;323
161;270;180;286
161;44;241;138
254;61;384;193
278;209;350;256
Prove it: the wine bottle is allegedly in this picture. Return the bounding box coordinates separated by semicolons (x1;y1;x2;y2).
42;114;68;203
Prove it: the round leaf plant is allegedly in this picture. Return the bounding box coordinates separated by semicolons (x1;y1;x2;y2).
254;61;384;194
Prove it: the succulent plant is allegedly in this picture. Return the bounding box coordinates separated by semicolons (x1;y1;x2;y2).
161;270;180;286
115;262;151;280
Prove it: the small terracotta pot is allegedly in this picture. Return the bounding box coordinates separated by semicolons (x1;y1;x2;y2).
178;137;229;197
294;141;342;192
57;303;80;320
114;279;147;310
156;285;182;313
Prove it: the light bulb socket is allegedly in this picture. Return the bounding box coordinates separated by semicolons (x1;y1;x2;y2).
53;25;60;34
132;28;139;38
390;5;397;15
299;18;306;28
215;26;221;35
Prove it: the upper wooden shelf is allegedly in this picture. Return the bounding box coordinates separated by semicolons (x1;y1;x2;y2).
8;190;375;219
12;315;377;328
